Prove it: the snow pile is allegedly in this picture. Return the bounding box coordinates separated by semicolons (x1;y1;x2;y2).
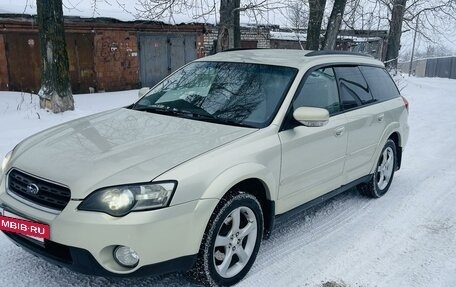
1;77;456;286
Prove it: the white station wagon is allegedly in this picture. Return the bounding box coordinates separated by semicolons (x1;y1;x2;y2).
0;49;409;286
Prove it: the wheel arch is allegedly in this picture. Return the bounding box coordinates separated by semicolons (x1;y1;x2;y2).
369;123;403;174
388;131;403;170
229;178;275;239
201;163;278;240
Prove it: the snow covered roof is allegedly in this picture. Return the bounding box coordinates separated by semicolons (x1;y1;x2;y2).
339;36;382;42
270;31;307;41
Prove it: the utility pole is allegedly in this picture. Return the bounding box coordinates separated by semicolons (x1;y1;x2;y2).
409;14;419;76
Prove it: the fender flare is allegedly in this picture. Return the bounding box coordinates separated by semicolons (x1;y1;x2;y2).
369;122;402;174
200;162;277;201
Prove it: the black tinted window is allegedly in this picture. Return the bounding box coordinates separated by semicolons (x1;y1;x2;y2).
360;66;400;101
335;66;373;110
294;67;340;115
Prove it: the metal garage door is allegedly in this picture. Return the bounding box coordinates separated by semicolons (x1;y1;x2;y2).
5;33;41;93
139;34;197;87
66;33;96;93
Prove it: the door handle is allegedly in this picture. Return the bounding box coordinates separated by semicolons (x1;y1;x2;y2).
334;126;345;137
377;114;385;122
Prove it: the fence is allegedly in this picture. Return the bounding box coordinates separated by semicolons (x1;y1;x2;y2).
398;56;456;79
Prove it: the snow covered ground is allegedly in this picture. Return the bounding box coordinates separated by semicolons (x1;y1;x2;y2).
1;76;456;286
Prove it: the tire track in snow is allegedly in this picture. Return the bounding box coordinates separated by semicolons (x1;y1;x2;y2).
243;190;374;286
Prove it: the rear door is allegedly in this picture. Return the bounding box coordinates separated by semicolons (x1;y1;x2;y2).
278;67;347;213
334;66;385;183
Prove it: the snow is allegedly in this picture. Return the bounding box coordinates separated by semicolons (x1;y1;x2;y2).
339;36;382;42
1;76;456;286
270;31;307;41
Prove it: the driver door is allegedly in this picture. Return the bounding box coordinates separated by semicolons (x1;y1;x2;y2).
277;67;348;213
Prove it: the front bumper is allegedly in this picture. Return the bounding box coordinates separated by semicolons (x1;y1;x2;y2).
0;185;218;276
2;231;196;277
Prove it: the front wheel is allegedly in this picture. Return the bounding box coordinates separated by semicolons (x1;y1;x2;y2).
188;192;264;286
358;139;397;198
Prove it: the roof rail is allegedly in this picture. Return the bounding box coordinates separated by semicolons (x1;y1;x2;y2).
220;48;266;52
305;50;374;58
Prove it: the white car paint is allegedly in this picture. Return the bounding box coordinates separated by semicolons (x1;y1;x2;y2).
0;49;409;282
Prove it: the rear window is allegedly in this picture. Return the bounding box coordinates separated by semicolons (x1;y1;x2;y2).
359;66;400;101
334;66;374;110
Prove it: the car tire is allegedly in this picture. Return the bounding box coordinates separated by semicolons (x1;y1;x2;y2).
358;139;397;198
188;192;264;286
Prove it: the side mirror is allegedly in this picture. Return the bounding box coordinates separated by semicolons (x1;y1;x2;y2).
138;87;150;98
293;107;329;127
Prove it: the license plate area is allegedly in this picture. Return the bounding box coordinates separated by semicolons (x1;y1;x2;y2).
0;207;50;242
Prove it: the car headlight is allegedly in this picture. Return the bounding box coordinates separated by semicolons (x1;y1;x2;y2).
1;150;13;173
78;181;177;217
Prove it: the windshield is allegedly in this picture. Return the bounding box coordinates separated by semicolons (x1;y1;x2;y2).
132;61;297;128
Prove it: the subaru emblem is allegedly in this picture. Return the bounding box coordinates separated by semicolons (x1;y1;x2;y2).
26;183;40;195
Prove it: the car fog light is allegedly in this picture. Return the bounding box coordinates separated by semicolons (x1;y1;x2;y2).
114;246;139;268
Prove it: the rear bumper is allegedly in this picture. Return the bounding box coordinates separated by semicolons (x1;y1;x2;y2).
3;231;196;277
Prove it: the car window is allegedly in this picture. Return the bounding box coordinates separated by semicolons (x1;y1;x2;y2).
359;66;400;101
334;66;374;110
293;67;340;115
134;62;297;128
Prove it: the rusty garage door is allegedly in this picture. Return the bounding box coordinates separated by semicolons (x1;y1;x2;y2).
5;33;41;93
139;34;197;87
4;32;95;94
66;33;96;93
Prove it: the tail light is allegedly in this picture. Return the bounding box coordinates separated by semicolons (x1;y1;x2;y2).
401;96;409;112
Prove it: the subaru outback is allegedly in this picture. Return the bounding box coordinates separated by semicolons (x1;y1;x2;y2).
0;49;409;286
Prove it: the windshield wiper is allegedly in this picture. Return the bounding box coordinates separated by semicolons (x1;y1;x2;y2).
133;105;255;128
133;105;216;120
133;105;191;117
213;118;256;128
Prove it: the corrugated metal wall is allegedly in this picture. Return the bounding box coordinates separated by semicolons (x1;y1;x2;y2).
399;57;456;79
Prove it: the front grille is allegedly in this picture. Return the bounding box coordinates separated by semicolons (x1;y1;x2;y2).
8;169;71;211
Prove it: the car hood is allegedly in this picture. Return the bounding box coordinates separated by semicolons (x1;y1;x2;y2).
11;108;256;199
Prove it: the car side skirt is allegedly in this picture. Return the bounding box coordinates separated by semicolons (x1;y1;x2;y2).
272;175;373;230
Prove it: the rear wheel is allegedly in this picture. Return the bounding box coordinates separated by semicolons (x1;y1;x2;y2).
188;192;263;286
358;139;397;198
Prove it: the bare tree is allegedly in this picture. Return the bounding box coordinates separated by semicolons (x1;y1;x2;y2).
217;0;241;51
136;0;276;52
385;0;407;69
136;0;215;21
37;0;74;113
305;0;327;50
323;0;348;50
342;0;456;68
286;0;309;30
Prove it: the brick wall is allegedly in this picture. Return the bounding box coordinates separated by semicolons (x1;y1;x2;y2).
94;31;140;91
203;26;270;55
241;28;270;48
270;39;304;50
0;35;9;90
